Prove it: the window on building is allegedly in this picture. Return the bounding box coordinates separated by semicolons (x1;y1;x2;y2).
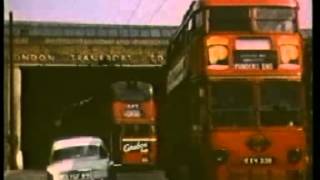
151;29;161;37
108;28;118;37
86;28;96;37
119;28;129;37
97;28;108;37
140;29;150;37
129;28;140;37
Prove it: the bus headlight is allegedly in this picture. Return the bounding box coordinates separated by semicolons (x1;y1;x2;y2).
287;148;302;163
280;45;299;64
208;45;228;65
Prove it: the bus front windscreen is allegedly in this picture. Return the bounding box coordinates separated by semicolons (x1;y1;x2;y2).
209;81;304;127
209;7;297;32
210;81;255;127
260;81;303;126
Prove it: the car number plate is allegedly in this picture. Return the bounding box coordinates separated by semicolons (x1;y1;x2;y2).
68;171;92;180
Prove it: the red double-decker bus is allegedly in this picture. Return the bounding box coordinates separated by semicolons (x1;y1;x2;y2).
165;0;310;179
112;81;157;124
111;81;158;167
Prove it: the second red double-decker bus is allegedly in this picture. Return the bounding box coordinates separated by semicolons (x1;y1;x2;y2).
164;0;310;179
111;81;158;167
111;81;157;124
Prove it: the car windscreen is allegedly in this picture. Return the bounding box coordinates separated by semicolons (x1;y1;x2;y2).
51;145;101;162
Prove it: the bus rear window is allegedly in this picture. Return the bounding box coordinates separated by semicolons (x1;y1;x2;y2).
111;81;153;101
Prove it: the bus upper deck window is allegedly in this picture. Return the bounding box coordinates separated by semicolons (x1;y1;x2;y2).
127;81;137;89
209;7;251;31
111;81;153;101
252;7;297;33
195;12;203;28
187;18;194;31
208;7;296;33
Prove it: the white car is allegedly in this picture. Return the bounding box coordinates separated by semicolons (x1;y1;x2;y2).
46;136;113;180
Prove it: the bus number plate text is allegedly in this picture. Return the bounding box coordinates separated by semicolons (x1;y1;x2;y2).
243;157;273;165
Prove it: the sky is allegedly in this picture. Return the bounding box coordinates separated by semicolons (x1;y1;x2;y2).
4;0;312;29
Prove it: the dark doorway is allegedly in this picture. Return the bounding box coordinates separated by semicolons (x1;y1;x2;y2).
21;67;165;169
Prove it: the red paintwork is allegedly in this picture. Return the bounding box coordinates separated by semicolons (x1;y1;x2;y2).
112;99;157;124
121;137;158;165
201;0;298;7
206;127;308;179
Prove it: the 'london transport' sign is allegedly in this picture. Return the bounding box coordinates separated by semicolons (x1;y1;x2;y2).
14;53;165;66
8;37;167;67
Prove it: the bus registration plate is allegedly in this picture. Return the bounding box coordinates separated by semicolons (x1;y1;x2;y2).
243;157;273;165
123;109;141;118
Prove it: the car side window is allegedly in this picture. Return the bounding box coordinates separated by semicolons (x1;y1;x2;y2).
99;146;108;158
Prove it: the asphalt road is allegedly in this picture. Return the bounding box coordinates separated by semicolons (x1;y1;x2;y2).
116;170;168;180
5;170;168;180
5;170;46;180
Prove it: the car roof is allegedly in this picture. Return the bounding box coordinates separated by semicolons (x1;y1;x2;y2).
52;136;104;150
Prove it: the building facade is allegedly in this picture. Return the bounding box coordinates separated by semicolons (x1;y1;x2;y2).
4;21;177;169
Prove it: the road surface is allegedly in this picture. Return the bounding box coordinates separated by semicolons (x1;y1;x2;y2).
5;170;168;180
